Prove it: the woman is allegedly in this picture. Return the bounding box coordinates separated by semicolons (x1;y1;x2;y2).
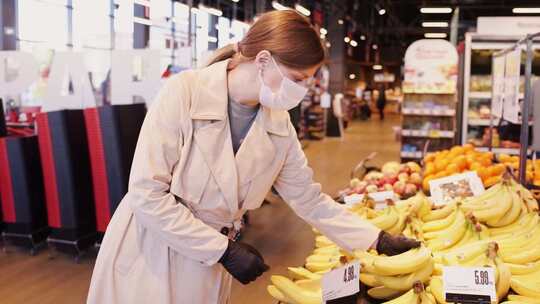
376;86;387;121
87;10;418;304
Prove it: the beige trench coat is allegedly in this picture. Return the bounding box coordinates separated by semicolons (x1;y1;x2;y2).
87;60;380;304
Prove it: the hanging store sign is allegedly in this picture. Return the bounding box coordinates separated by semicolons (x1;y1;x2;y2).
478;17;540;36
502;49;521;124
374;73;395;83
491;55;505;118
403;39;458;94
0;50;162;112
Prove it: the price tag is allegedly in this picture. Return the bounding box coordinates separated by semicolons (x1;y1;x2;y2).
443;266;496;303
429;172;485;206
322;261;360;302
343;194;363;206
429;130;441;138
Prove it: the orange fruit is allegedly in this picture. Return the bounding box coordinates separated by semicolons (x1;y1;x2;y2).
451;155;467;171
424;153;436;163
449;146;465;157
498;153;511;163
477;167;490;181
447;163;459;175
479;156;492;167
463;143;475;153
470;162;483;172
423;174;435;192
435;171;447;179
489;164;506;176
510;156;520;163
435;159;450;172
484;175;502;187
424;162;436;176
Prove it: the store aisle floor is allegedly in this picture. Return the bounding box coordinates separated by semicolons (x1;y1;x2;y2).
0;115;400;304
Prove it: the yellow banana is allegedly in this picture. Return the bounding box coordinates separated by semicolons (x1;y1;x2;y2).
489;212;537;237
288;267;322;280
428;277;447;304
510;276;540;297
367;286;404;300
422;209;458;233
374;259;434;291
360;272;381;287
510;178;539;212
315;235;335;248
494;256;511;300
433;263;443;276
372;247;432;276
441;241;490;266
420;291;437;304
507;294;540;303
295;278;321;293
506;261;540;275
370;206;400;230
305;260;340;273
267;285;298;304
422;201;457;222
313;245;339;255
424;210;466;241
382;288;418;304
501;244;540;264
270;275;322;304
487;190;523;227
461;182;503;208
470;186;513;222
305;254;341;264
387;211;408;235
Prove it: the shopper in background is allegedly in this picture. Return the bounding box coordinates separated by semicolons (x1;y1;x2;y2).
87;10;419;304
377;85;387;120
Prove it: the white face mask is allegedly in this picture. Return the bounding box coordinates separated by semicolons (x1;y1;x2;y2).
258;56;309;110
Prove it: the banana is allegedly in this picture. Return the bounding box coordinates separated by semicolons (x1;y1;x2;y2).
436;221;475;253
501;244;540;264
494;256;511;300
295;278;321;293
367;286;404;300
489;212;538;236
370;205;400;230
433;263;443;276
469;186;513;223
441;241;490;266
487;190;523;227
510;276;540;297
507;294;540;303
510;178;539;212
270;275;322;304
422;201;457;222
374;259;434;291
381;288;418;304
506;261;540;275
305;254;341;264
387;211;408;235
428;277;447;304
461;182;503;208
305;260;340;273
288;267;322;280
422;209;458;233
420;291;437;304
315;236;335;248
424;210;466;241
372;247;433;276
360;273;382;287
267;285;298;304
313;245;339;255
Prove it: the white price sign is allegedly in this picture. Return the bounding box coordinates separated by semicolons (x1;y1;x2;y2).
443;266;496;303
429;171;485;206
321;261;360;302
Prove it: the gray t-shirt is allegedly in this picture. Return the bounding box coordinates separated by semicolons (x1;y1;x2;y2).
228;97;259;154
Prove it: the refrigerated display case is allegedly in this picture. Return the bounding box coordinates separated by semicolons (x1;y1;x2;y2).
460;33;540;155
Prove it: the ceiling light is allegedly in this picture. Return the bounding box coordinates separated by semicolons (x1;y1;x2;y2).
372;44;378;50
349;74;356;79
513;8;540;14
424;33;447;38
378;8;386;15
271;1;289;11
350;40;358;47
208;36;218;43
320;28;328;35
325;42;331;47
373;64;383;70
344;37;351;43
198;4;223;16
295;4;311;16
231;0;240;2
360;35;366;40
422;22;449;28
420;7;452;14
338;19;344;25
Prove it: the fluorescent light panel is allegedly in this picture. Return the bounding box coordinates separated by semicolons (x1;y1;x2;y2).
272;1;289;11
373;64;383;70
295;4;311;16
350;40;358;47
425;33;447;38
378;8;386;15
198;4;223;16
513;8;540;13
420;7;452;14
422;21;449;28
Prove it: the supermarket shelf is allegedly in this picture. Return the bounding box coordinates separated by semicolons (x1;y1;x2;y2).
402;108;456;116
469;91;491;99
476;147;531;155
468;118;500;126
401;129;455;139
400;151;423;159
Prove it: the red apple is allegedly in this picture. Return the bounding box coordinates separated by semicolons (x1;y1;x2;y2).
404;183;418;196
409;172;422;185
393;181;406;195
383;183;394;191
399;164;411;174
398;173;410;183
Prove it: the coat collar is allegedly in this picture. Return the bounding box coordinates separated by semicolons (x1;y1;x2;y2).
190;59;290;137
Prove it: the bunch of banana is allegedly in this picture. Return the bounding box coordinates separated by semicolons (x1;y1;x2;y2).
354;246;434;295
396;192;432;219
403;216;425;241
368;201;401;231
381;281;436;304
422;207;472;252
268;274;322;304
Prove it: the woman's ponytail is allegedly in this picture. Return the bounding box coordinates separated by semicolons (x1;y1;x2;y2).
203;43;238;67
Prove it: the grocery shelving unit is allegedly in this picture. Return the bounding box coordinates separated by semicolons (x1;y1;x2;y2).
460;33;540;150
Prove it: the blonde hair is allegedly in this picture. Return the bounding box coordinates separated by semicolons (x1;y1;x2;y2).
205;10;325;69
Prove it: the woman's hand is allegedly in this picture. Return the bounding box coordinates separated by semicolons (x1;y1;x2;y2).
375;231;421;256
219;240;269;284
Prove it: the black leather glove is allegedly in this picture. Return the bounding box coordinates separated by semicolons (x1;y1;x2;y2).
376;231;421;256
219;240;269;284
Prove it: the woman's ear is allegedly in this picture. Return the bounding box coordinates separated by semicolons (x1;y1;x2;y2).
255;50;272;70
